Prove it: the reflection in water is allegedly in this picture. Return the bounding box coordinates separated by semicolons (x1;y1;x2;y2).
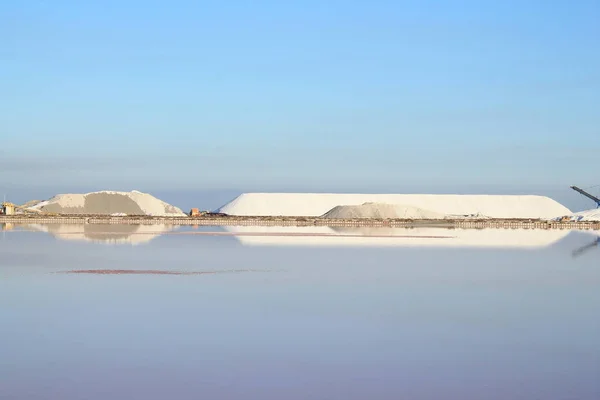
3;224;600;399
222;225;571;248
57;269;265;275
8;223;599;251
572;236;600;258
21;223;177;245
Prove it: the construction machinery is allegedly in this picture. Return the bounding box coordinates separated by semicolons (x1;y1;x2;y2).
570;186;600;208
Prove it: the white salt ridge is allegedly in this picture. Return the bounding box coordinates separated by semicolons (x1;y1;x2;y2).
554;208;600;222
27;190;186;217
218;193;571;219
322;203;445;219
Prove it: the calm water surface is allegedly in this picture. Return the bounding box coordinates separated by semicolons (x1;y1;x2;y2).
1;225;599;399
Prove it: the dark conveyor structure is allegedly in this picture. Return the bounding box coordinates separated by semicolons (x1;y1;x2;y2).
570;186;600;208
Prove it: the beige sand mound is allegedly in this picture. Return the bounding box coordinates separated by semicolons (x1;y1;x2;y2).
321;202;445;219
27;190;186;217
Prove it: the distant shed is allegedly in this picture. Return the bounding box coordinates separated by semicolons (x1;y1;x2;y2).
1;202;16;215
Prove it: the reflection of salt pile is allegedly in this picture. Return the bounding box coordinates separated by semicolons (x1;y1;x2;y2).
322;203;444;219
222;226;570;248
26;224;176;245
554;208;600;222
27;190;186;216
218;193;571;219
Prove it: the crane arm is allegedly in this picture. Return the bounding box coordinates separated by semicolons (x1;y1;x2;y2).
570;186;600;207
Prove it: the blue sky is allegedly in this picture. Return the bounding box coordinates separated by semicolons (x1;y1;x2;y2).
1;0;599;207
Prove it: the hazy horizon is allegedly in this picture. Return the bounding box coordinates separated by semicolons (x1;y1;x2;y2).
2;183;597;214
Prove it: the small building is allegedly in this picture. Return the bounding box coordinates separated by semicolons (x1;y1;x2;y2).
1;202;16;215
189;208;201;217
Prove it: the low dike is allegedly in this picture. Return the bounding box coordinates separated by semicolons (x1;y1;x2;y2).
1;216;599;230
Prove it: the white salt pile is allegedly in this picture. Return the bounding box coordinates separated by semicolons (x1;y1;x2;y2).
217;193;571;219
553;208;600;222
26;190;186;217
322;203;445;219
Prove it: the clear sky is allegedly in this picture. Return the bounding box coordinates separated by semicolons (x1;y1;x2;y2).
1;0;599;206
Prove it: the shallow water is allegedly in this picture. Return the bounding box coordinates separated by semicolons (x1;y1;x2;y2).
1;224;599;399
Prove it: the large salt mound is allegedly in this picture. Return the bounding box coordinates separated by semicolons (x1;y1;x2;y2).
27;190;186;217
322;202;444;219
217;193;571;219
